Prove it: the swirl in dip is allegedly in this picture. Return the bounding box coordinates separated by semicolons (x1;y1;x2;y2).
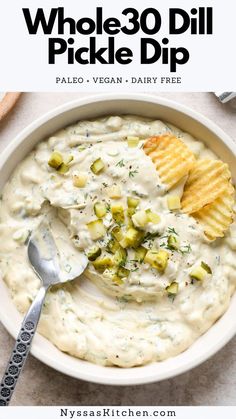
0;115;235;367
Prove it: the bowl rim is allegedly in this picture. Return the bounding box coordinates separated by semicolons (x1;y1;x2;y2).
0;92;236;386
1;93;236;166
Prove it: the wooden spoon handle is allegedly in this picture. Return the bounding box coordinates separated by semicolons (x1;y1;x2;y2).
0;92;21;121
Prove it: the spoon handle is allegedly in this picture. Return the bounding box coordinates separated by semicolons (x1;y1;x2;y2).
0;286;47;406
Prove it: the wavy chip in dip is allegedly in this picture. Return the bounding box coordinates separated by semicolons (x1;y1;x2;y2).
0;115;236;367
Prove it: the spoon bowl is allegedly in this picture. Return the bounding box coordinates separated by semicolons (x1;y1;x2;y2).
28;222;88;287
0;222;88;406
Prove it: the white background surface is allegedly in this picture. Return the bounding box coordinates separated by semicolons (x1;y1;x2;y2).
0;92;235;406
0;0;236;91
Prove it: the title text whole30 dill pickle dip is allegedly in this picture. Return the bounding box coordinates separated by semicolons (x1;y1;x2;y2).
0;115;236;367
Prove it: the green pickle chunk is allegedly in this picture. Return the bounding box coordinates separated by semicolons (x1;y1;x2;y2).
107;239;121;254
111;205;125;224
87;246;102;261
135;246;148;263
57;163;69;174
120;228;144;249
87;219;106;240
168;235;179;250
90;158;105;174
92;257;114;272
117;266;130;279
166;282;179;295
94;202;107;218
127;197;140;208
144;249;169;272
111;226;123;242
201;261;212;274
48;151;63;169
114;248;127;265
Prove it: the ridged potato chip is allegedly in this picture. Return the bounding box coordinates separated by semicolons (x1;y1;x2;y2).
181;159;231;214
143;134;195;189
193;183;235;240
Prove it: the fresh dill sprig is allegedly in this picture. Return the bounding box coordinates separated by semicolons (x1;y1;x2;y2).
106;203;111;212
129;169;138;178
116;159;125;167
167;227;178;236
179;244;192;254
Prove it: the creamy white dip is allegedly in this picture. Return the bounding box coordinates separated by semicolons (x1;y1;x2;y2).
0;115;236;367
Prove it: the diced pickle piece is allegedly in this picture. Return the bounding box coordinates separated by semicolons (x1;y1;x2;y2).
190;261;212;280
57;163;69;174
201;261;212;274
190;266;208;281
90;158;105;174
107;239;121;254
166;282;179;295
112;275;124;285
117;266;130;278
127;136;139;148
86;246;102;261
48;151;63;169
127;207;135;218
119;238;130;249
126;210;135;228
146;209;160;224
108;185;122;199
92;257;114;272
94;202;107;218
73;173;87;188
134;231;145;248
87;219;106;240
135;246;148;263
144;250;157;265
127;196;140;208
144;249;169;272
168;235;180;250
114;248;127;265
120;228;144;248
127;207;135;216
167;196;181;210
111;205;125;224
125;227;140;245
132;210;148;227
111;226;123;242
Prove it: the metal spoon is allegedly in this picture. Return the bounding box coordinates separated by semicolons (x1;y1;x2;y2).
0;222;88;406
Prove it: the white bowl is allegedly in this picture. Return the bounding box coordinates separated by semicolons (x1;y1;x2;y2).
0;93;236;386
